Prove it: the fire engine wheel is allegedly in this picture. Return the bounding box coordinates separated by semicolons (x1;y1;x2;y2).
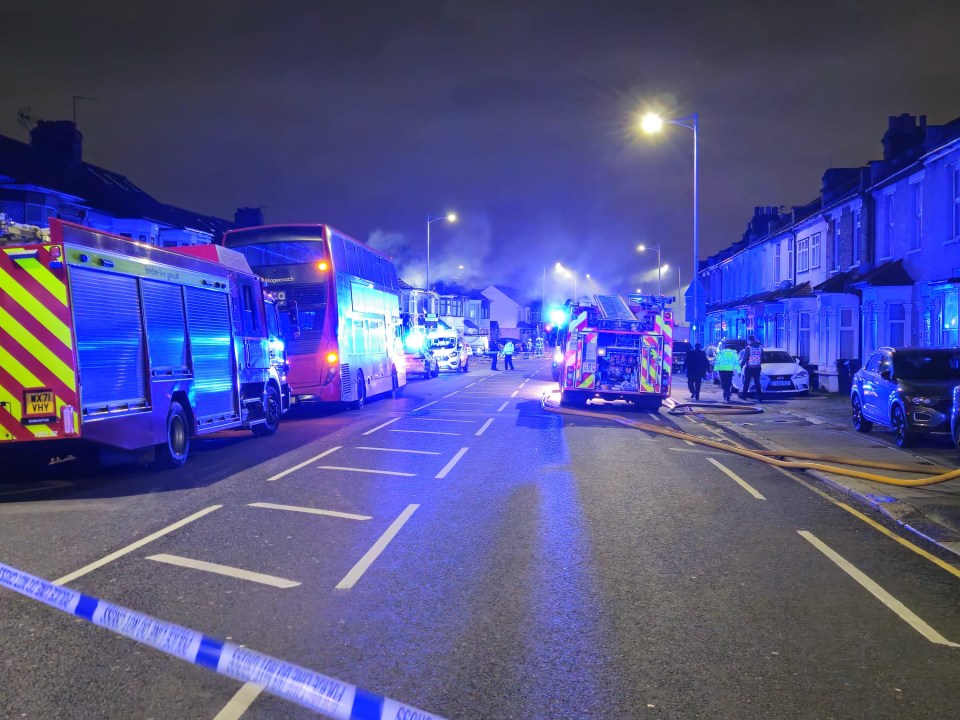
253;385;281;437
352;371;366;410
156;401;190;469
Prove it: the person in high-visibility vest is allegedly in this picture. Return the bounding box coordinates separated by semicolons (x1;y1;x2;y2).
713;345;740;403
503;340;516;370
738;335;764;402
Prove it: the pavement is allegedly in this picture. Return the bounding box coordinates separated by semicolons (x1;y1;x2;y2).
669;375;960;558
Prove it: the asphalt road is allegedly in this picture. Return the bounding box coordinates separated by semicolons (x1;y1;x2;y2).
1;357;959;719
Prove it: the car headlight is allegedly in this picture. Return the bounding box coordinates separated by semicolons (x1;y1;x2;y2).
553;348;563;363
793;370;808;379
907;396;939;406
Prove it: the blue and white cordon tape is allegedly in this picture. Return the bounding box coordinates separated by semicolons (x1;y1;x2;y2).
0;561;447;720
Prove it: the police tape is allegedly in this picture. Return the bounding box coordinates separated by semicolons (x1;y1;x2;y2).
0;561;447;720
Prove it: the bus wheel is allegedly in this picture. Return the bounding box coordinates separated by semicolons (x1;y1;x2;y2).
253;385;281;437
390;369;401;399
155;401;190;469
353;371;366;410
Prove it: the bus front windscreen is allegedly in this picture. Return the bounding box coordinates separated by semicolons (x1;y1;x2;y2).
230;241;327;267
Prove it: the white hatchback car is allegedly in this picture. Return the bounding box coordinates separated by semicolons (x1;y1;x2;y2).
732;348;810;395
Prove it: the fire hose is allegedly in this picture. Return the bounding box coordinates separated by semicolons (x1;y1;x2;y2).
541;394;960;488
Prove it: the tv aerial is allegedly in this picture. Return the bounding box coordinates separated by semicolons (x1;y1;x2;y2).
17;106;41;130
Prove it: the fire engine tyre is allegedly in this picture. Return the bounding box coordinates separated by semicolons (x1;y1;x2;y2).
253;385;281;437
156;401;190;469
352;371;366;410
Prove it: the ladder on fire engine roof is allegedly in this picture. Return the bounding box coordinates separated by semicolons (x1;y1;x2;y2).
0;216;49;245
594;294;638;321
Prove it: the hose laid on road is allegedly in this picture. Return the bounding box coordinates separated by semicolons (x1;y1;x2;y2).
540;393;960;488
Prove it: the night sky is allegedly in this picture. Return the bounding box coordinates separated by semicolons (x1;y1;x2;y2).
2;1;959;302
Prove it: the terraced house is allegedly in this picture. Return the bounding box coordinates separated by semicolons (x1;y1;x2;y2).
699;113;960;392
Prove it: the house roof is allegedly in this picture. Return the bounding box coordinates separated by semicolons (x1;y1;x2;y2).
0;130;233;236
486;284;526;304
849;259;914;287
813;269;858;294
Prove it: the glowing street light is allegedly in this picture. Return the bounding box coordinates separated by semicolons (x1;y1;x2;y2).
637;243;663;294
639;109;700;342
426;212;457;292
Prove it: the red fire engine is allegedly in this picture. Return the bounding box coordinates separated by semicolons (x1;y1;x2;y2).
556;294;674;409
0;218;288;468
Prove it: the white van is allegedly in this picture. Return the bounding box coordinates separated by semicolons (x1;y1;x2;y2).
429;330;470;372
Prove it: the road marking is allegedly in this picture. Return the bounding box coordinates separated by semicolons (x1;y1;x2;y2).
439;400;490;405
519;380;528;386
478;377;488;382
390;429;460;436
54;505;223;586
683;439;696;446
772;466;960;580
669;447;723;455
706;458;766;499
646;413;659;423
336;504;419;590
214;683;263;720
146;554;300;589
797;531;959;647
497;402;509;412
317;466;416;477
412;400;438;411
476;419;494;436
436;447;469;479
248;502;372;521
510;390;519;397
361;417;400;436
465;382;476;388
410;417;475;423
443;391;459;398
356;446;441;455
267;447;341;482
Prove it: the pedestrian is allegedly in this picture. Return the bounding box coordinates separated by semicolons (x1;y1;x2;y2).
490;342;500;371
713;344;740;402
684;342;709;401
738;335;764;402
503;340;515;370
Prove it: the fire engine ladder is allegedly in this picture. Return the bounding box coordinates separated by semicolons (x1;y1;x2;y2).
594;294;637;320
0;217;49;245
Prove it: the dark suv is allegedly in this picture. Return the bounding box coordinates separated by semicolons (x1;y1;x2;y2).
673;341;692;375
851;347;960;448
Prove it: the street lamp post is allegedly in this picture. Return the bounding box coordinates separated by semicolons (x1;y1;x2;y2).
637;243;662;295
640;111;700;343
426;212;457;293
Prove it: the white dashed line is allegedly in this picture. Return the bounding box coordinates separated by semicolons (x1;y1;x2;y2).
412;401;438;412
362;417;401;436
267;447;341;482
390;429;461;436
475;419;494;436
443;391;459;398
706;458;765;499
146;554;300;588
410;417;475;423
510;390;519;397
436;447;469;479
336;504;419;590
798;531;959;647
497;402;509;412
465;382;476;388
248;502;372;521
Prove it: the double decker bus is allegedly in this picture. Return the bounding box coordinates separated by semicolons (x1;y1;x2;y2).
221;225;406;409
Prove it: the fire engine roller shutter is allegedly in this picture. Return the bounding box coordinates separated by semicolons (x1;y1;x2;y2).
141;280;188;375
70;267;148;413
183;286;237;422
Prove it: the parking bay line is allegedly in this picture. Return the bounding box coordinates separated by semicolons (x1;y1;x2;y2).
706;458;766;500
390;429;461;436
267;447;341;482
248;502;372;521
436;447;469;479
797;530;959;647
355;446;441;455
362;417;401;436
409;417;476;423
475;418;495;437
412;401;438;412
317;466;416;477
54;505;223;586
145;553;300;589
336;504;419;590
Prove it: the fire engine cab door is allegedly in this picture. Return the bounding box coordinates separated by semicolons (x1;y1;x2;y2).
184;286;239;423
639;335;664;393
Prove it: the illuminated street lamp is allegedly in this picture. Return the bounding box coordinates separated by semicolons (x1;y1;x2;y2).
426;212;457;292
555;262;578;299
637;243;662;294
640;110;700;342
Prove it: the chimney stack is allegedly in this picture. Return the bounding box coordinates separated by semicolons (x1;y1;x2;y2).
30;120;83;167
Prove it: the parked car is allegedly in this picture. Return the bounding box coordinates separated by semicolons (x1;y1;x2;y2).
429;332;470;373
404;349;439;379
952;384;960;458
730;348;810;395
673;341;693;375
851;347;960;448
